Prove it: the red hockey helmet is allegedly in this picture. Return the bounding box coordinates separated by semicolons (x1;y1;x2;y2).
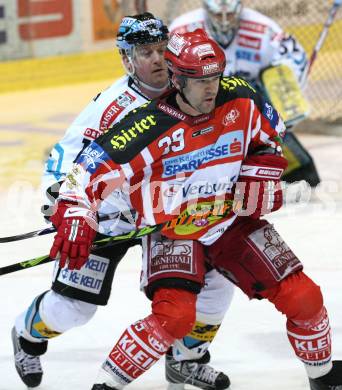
165;29;226;78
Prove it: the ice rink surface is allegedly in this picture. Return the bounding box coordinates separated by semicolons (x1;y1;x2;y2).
0;83;341;390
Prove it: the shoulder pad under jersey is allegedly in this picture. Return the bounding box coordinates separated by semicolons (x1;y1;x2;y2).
217;76;263;108
95;99;180;164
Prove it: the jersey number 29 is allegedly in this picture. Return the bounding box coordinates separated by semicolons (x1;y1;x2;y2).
158;128;185;155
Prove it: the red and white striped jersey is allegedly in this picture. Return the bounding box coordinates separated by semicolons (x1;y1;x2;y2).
59;76;285;245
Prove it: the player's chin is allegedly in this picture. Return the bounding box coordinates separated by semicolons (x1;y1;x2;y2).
150;72;168;87
201;100;215;113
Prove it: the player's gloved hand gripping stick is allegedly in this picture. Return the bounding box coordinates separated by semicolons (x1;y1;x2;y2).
49;202;98;270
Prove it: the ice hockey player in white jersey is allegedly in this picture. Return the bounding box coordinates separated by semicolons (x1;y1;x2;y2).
11;13;232;390
169;0;320;188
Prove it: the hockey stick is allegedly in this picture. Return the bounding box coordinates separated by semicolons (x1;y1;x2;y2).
302;0;342;82
0;211;127;244
0;200;235;276
0;224;161;277
0;226;56;243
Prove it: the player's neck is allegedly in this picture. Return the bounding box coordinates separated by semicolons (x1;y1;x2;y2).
142;87;166;100
176;93;202;116
139;82;168;100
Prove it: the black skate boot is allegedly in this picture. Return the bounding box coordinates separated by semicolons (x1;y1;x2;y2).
165;349;230;390
91;385;119;390
11;326;47;388
309;361;342;390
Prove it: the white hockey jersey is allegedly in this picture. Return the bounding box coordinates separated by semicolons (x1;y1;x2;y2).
169;7;307;86
42;76;150;233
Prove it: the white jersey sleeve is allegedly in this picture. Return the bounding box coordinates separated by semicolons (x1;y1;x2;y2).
41;75;148;206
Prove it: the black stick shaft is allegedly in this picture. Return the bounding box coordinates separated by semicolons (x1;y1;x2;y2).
0;227;56;243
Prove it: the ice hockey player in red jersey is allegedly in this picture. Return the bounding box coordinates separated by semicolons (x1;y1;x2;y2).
49;30;342;390
11;14;232;390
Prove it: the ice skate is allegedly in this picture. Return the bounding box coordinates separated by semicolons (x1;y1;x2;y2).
11;327;46;388
165;350;230;390
91;384;119;390
309;361;342;390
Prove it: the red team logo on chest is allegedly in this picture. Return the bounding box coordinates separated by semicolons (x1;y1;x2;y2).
223;108;240;126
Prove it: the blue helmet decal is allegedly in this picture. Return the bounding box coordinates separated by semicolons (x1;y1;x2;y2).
116;12;168;52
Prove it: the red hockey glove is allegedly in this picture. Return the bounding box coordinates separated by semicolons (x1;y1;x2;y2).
49;201;98;270
234;154;288;219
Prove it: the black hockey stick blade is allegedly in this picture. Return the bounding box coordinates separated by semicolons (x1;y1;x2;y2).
0;226;56;243
0;255;53;276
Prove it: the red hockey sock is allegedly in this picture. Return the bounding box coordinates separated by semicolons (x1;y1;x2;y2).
101;314;174;387
262;272;332;376
287;306;332;376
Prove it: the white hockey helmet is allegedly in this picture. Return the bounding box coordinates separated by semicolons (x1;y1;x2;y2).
203;0;242;48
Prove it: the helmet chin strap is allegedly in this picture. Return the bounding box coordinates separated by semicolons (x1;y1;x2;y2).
176;76;202;113
179;89;195;108
137;79;169;93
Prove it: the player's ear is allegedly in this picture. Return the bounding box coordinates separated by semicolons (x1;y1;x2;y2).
122;54;134;74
